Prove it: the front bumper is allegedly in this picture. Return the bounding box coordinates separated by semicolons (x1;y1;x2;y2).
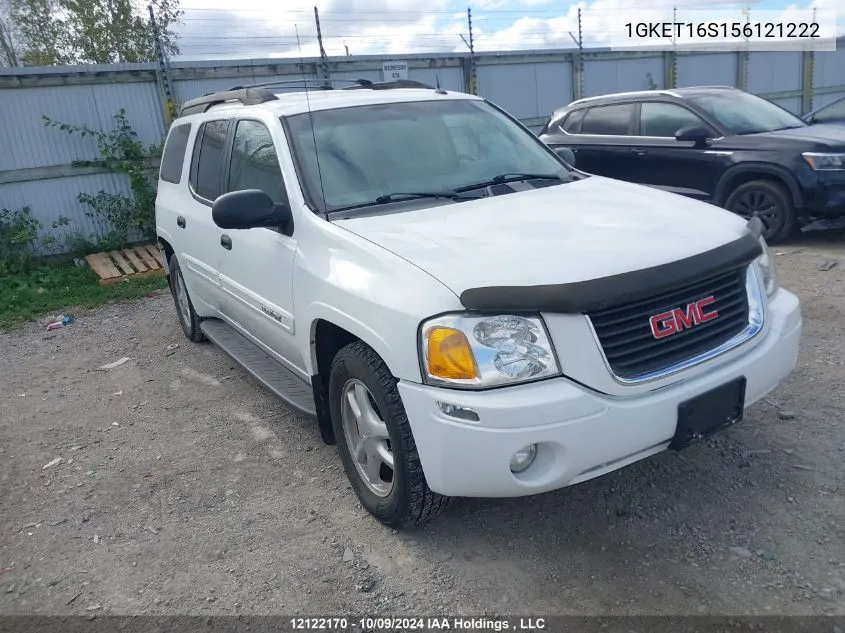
398;288;802;498
801;174;845;217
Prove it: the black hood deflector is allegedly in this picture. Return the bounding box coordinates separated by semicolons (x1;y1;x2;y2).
459;218;764;314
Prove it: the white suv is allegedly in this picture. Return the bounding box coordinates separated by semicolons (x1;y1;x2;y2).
155;79;803;528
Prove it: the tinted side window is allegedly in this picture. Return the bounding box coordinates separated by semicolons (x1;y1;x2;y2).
160;123;191;184
191;120;229;201
813;98;845;123
580;104;633;135
226;120;288;205
561;109;585;133
639;102;706;137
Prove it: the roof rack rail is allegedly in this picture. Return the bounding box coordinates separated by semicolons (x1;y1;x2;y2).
228;78;374;91
179;87;278;117
343;79;434;91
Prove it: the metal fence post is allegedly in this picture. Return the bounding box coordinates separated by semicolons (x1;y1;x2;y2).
664;51;677;89
802;49;815;114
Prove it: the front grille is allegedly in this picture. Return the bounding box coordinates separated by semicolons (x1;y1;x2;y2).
588;266;750;380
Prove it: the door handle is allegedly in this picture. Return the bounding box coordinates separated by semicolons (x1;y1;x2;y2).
176;216;186;228
631;148;647;156
220;234;232;250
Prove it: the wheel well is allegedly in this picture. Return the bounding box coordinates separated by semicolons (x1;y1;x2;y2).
717;171;794;207
311;320;361;445
157;237;175;277
314;320;359;387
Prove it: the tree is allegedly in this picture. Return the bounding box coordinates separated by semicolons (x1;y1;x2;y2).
0;0;21;66
8;0;181;65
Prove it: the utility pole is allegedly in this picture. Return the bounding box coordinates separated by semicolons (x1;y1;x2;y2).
314;6;330;87
149;4;176;126
467;7;477;95
568;8;583;100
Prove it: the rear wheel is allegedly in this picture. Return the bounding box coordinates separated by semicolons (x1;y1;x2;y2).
168;254;205;343
328;341;452;528
724;179;796;243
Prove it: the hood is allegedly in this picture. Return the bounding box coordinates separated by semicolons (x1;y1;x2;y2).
735;123;845;150
334;176;751;297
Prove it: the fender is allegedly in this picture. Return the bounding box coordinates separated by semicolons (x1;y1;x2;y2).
303;302;407;381
713;163;803;209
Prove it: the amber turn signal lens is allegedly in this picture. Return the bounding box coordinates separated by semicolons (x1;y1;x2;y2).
425;326;479;381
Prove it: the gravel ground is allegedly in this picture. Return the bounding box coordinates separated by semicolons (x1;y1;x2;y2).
1;232;843;619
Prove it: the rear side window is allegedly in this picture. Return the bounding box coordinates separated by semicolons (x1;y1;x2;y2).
560;109;585;133
160;123;191;184
580;104;633;135
639;102;706;137
226;120;288;205
190;119;229;201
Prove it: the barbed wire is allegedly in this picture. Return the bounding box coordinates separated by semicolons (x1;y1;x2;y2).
167;1;826;58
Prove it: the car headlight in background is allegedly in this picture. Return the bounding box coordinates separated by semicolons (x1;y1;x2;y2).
802;152;845;170
421;314;560;388
757;236;780;297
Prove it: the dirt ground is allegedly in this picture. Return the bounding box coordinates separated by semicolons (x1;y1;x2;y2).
1;231;844;620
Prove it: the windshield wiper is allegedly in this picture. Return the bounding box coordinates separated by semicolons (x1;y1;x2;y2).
331;190;480;213
373;191;478;204
455;172;564;191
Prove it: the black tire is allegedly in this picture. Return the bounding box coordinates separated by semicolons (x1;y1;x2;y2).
328;341;453;528
168;254;205;343
724;179;796;244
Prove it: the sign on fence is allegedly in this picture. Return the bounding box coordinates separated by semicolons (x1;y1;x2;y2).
382;61;409;81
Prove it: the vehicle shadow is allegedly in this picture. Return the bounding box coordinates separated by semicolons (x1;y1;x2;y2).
402;400;833;614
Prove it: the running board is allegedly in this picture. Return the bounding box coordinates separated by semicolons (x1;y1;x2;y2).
200;319;316;418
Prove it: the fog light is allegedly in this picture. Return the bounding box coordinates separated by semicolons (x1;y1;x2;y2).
510;444;537;474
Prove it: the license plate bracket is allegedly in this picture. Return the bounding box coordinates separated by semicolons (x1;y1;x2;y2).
671;377;747;451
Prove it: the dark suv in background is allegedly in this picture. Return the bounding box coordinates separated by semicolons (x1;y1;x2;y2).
539;86;845;243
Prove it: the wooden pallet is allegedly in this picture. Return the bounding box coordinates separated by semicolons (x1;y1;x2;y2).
84;244;166;285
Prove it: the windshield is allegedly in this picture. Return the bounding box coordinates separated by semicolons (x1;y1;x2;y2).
285;98;572;213
688;91;807;136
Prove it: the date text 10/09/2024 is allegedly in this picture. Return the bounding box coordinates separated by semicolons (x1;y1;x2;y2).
291;617;547;631
624;22;821;39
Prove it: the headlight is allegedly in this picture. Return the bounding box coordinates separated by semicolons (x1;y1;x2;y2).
756;236;780;297
420;314;561;388
802;152;845;170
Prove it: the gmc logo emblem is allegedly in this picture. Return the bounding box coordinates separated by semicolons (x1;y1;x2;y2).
649;296;719;339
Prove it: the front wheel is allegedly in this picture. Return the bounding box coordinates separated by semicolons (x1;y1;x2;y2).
328;341;452;528
724;179;796;244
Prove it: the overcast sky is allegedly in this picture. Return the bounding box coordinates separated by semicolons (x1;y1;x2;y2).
172;0;844;60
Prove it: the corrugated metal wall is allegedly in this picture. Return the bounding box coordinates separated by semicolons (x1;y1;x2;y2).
2;43;845;250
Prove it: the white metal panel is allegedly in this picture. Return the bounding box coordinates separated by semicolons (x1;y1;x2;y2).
814;46;845;88
535;61;573;114
813;92;845;108
676;53;737;88
0;171;133;247
0;82;165;172
582;57;664;97
748;52;802;94
1;85;101;172
409;67;464;92
768;97;802;115
477;61;570;119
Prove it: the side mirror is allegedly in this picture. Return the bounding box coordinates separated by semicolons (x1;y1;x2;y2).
675;126;709;146
212;189;292;233
554;146;576;167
